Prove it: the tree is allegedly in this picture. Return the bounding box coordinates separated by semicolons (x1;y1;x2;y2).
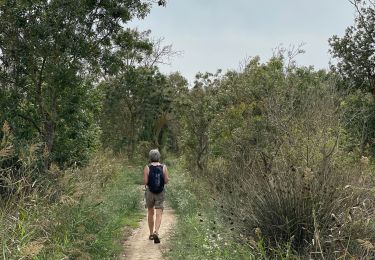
98;23;182;157
0;0;152;169
329;0;375;99
329;0;375;155
180;71;222;172
162;72;188;152
181;55;355;255
100;66;171;157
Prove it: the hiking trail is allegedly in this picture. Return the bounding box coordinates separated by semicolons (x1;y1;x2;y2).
122;201;176;260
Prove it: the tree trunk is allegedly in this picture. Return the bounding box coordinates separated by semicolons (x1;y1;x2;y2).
128;113;136;160
35;57;54;171
43;119;54;170
371;76;375;102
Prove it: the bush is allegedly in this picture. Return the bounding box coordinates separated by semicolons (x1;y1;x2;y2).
0;121;44;200
209;153;375;258
180;57;375;258
166;158;254;259
215;83;374;258
0;152;143;259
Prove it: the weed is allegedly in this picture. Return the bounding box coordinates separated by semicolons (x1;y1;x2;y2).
0;152;143;259
166;158;254;259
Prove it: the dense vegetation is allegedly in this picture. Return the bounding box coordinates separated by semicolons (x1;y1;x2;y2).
0;152;143;259
179;56;375;258
1;0;375;259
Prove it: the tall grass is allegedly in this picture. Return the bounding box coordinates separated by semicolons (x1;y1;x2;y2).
0;151;143;259
207;153;375;259
166;158;254;260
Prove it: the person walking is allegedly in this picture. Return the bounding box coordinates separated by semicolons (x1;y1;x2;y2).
144;149;169;244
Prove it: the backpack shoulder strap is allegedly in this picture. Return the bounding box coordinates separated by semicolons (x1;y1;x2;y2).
149;164;161;168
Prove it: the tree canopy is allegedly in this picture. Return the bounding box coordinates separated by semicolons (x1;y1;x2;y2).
0;0;154;168
329;0;375;99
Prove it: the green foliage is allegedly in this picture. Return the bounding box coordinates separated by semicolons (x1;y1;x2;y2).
101;67;188;157
166;159;254;260
0;0;152;169
52;80;103;168
329;0;375;157
340;91;375;155
0;153;143;259
179;71;222;172
329;0;375;97
101;67;165;154
0;121;44;198
178;55;375;258
1;1;375;258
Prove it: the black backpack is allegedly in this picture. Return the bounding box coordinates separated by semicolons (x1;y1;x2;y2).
148;164;164;193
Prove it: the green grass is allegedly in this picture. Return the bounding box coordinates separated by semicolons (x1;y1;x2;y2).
165;158;254;260
43;166;143;259
1;155;145;259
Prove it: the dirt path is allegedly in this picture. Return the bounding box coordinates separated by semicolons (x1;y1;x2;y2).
122;202;176;260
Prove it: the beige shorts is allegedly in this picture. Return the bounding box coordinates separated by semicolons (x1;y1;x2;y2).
145;188;165;209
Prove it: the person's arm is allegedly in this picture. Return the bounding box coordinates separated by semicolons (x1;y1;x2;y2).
163;165;169;184
143;165;149;185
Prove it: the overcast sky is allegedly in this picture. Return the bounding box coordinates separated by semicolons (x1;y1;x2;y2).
129;0;355;84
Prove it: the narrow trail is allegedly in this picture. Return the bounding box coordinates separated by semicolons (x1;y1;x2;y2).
122;201;176;260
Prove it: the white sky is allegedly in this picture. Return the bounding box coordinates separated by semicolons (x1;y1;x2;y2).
129;0;355;84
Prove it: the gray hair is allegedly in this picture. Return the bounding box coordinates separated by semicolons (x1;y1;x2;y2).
149;149;161;162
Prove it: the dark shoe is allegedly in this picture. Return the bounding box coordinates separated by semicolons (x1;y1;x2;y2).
149;234;154;240
153;233;160;244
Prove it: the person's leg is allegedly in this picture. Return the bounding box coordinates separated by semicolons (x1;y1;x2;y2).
154;208;163;234
147;208;155;236
152;191;164;243
145;189;156;237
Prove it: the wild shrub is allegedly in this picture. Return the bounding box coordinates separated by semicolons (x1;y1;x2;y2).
187;58;375;258
167;159;254;259
0;152;141;259
0;121;45;200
